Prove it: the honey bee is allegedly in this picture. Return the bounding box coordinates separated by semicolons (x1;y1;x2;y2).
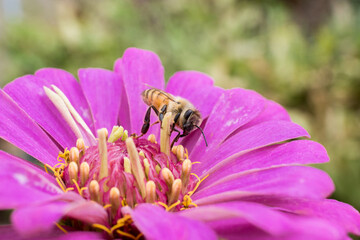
140;87;208;147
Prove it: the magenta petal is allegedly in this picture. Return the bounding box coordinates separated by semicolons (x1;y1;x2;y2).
130;204;217;240
0;90;60;165
4;75;78;148
0;225;67;240
193;166;334;201
239;100;291;130
248;197;360;236
78;68;123;133
189;88;266;160
114;48;165;135
180;202;345;239
65;200;108;226
0;151;61;209
166;71;223;118
200;140;329;188
12;193;108;238
194;120;310;177
35;68;95;132
12;201;68;238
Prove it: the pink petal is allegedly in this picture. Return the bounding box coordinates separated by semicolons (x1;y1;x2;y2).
180;202;345;239
166;71;223;118
200;140;329;188
193;166;334;201
0;225;65;240
12;201;68;238
4;75;78;148
0;151;61;209
114;48;165;135
246;197;360;236
78;68;123;133
238;100;291;130
12;192;108;238
193;120;310;177
189;88;266;160
35;68;95;132
129;204;217;240
0;90;60;165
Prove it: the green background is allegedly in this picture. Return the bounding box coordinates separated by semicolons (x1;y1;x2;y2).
0;0;359;212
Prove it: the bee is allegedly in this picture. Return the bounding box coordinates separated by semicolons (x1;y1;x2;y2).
140;87;208;147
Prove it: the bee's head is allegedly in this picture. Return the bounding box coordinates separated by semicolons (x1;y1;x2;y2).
182;109;208;147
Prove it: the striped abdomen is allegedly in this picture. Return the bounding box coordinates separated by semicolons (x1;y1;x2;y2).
142;89;172;112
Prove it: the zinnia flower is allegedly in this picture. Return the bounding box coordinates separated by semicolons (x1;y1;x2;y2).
0;48;359;240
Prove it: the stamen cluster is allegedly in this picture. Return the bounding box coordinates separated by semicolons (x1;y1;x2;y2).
48;124;203;237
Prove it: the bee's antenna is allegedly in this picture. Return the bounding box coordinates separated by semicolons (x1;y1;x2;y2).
195;125;208;147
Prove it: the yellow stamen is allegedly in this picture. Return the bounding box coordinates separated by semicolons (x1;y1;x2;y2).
80;187;87;195
169;179;182;205
110;187;121;216
72;179;82;196
155;165;161;174
145;181;156;203
68;162;78;182
109;125;120;139
69;147;79;164
92;224;112;235
98;128;109;182
161;168;174;190
160;112;172;156
184;148;189;159
108;126;124;143
126;138;146;198
156;201;169;210
171;145;178;155
110;215;132;233
143;158;150;179
124;157;131;174
103;204;112;209
176;145;185;161
65;187;74;192
147;134;156;143
56;178;67;192
122;130;128;141
76;138;85;151
135;233;144;240
121;199;128;207
80;162;90;186
55;222;67;234
181;159;192;192
139;150;145;158
188;173;209;197
116;230;136;240
168;200;181;211
89;180;100;203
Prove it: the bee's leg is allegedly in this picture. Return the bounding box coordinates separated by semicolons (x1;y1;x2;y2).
170;113;181;134
138;106;153;138
150;120;160;127
158;105;168;129
158;105;167;123
171;129;181;148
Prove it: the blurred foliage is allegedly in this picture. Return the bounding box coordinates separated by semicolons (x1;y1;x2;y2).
0;0;360;209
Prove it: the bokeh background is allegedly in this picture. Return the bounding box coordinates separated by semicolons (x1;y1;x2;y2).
0;0;359;214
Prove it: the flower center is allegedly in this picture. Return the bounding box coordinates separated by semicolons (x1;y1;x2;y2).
43;85;208;238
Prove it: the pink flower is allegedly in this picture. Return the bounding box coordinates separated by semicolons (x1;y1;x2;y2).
0;48;359;239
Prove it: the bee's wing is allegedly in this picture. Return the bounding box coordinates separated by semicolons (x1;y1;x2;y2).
144;84;177;103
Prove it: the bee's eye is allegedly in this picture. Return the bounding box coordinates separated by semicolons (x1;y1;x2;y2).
184;109;193;120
